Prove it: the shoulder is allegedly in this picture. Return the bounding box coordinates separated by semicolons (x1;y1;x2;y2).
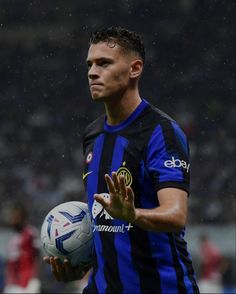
148;104;186;136
82;114;105;153
141;103;186;139
23;226;40;249
137;102;175;129
142;103;189;158
23;225;39;238
148;103;175;122
21;226;39;242
84;114;105;135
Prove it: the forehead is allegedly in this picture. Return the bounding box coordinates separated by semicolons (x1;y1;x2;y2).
87;42;125;61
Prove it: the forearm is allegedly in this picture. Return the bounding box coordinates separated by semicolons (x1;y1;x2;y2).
95;174;188;233
133;205;186;232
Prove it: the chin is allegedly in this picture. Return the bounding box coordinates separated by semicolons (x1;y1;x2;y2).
92;95;103;101
91;93;106;102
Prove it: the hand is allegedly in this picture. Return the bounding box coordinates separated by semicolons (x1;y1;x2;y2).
43;256;91;283
94;172;136;222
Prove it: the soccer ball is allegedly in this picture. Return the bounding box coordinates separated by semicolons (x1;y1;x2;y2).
41;201;93;267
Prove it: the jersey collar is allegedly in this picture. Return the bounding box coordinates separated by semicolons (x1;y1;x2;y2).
104;99;149;133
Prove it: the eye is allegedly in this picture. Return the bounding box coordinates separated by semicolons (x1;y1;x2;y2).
87;62;92;70
98;59;112;67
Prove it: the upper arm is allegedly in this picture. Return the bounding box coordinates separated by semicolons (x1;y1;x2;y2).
146;121;190;195
157;187;188;227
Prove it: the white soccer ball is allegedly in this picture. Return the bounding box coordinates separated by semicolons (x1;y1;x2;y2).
41;201;93;267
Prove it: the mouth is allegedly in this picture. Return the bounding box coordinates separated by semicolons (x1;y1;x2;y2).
90;83;103;87
90;84;103;92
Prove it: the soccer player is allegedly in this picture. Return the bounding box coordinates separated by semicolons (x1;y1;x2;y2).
198;234;224;293
3;202;41;293
44;27;199;293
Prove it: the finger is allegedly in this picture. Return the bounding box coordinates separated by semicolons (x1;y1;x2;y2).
126;186;135;202
64;258;75;281
111;171;120;192
104;174;116;194
53;257;66;282
119;175;127;197
50;257;62;281
43;256;51;265
94;193;109;208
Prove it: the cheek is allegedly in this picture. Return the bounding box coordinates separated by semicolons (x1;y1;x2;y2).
112;69;130;88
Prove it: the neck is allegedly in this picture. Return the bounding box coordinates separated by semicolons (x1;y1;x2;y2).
104;89;142;126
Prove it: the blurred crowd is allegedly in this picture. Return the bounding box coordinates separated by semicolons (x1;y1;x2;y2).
0;0;235;230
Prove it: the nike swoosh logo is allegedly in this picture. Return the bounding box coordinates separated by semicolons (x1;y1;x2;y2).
82;171;93;180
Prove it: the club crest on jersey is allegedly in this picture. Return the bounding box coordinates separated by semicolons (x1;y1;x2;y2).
117;162;133;186
86;152;93;164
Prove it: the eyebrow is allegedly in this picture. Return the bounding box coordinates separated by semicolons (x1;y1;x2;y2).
86;57;114;64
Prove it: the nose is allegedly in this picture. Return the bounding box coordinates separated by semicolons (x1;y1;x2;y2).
88;64;99;80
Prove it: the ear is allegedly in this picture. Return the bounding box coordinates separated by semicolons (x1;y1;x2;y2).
129;59;143;79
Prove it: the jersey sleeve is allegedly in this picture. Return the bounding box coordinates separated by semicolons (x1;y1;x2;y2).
146;120;190;195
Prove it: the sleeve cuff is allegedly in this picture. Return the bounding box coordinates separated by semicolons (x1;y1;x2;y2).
155;181;190;196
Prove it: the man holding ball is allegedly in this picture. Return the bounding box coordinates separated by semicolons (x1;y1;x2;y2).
44;27;199;294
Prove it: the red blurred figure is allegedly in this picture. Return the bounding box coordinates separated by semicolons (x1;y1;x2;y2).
3;202;41;293
198;234;224;293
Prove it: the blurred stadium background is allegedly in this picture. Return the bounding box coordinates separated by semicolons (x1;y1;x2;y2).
0;0;235;293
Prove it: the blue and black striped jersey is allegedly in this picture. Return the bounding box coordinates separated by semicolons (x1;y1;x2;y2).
82;99;199;294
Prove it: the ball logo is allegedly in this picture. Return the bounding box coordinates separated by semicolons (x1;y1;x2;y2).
117;166;133;186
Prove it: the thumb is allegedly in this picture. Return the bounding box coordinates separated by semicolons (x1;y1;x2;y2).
94;193;109;208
